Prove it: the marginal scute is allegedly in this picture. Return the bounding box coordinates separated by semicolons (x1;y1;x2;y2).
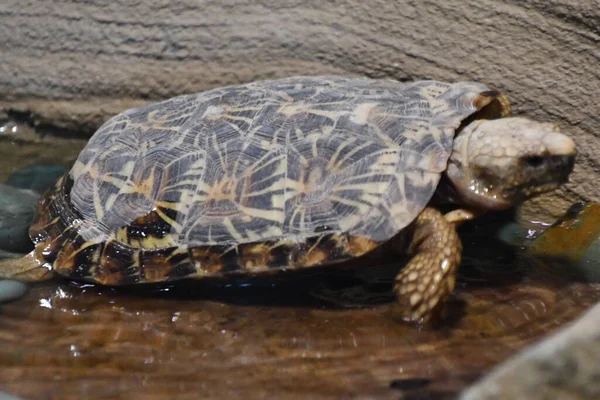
28;76;502;284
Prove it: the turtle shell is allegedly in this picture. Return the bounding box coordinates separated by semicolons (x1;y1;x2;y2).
30;76;502;285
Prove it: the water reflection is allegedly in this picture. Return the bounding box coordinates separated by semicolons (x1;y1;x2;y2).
0;121;18;135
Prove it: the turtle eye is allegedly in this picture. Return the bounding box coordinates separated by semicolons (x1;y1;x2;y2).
524;156;545;168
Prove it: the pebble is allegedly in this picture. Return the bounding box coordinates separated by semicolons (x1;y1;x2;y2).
0;250;29;303
0;280;28;304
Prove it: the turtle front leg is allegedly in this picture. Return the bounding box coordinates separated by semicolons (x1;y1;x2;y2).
393;207;462;324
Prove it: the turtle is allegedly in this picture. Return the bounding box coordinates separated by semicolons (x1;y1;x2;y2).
0;76;576;323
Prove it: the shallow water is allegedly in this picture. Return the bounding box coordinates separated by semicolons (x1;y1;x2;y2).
0;122;599;399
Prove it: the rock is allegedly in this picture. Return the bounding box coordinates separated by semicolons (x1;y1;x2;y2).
0;201;599;399
0;280;28;304
460;302;600;400
460;203;600;400
0;0;597;220
6;165;66;194
0;184;39;253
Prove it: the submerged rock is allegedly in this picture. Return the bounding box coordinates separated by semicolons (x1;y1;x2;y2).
0;184;38;254
0;280;28;304
528;201;600;283
6;165;66;194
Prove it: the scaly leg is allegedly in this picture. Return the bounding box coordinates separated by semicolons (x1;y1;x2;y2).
393;207;463;324
0;251;53;281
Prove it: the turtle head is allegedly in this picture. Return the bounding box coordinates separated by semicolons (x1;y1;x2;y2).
446;117;576;210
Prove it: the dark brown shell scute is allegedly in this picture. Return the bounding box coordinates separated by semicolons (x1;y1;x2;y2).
127;208;176;240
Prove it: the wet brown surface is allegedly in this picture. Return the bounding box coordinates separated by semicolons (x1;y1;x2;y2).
0;121;599;399
1;211;600;400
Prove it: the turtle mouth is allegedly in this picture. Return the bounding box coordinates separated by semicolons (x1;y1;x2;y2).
452;154;575;210
451;181;514;210
451;181;562;211
437;172;515;210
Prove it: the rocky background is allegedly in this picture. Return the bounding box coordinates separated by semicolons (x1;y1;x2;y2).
1;2;599;399
1;0;598;221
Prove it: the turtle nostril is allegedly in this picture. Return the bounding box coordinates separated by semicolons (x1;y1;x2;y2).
525;156;545;168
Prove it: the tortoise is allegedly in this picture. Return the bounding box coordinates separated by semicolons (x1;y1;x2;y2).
0;76;576;323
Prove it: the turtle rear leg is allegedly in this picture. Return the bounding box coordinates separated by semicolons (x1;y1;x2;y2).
0;251;54;281
393;207;462;324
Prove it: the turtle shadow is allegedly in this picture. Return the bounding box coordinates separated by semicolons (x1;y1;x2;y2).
109;262;400;310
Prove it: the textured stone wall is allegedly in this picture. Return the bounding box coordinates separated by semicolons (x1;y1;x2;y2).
1;0;598;218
